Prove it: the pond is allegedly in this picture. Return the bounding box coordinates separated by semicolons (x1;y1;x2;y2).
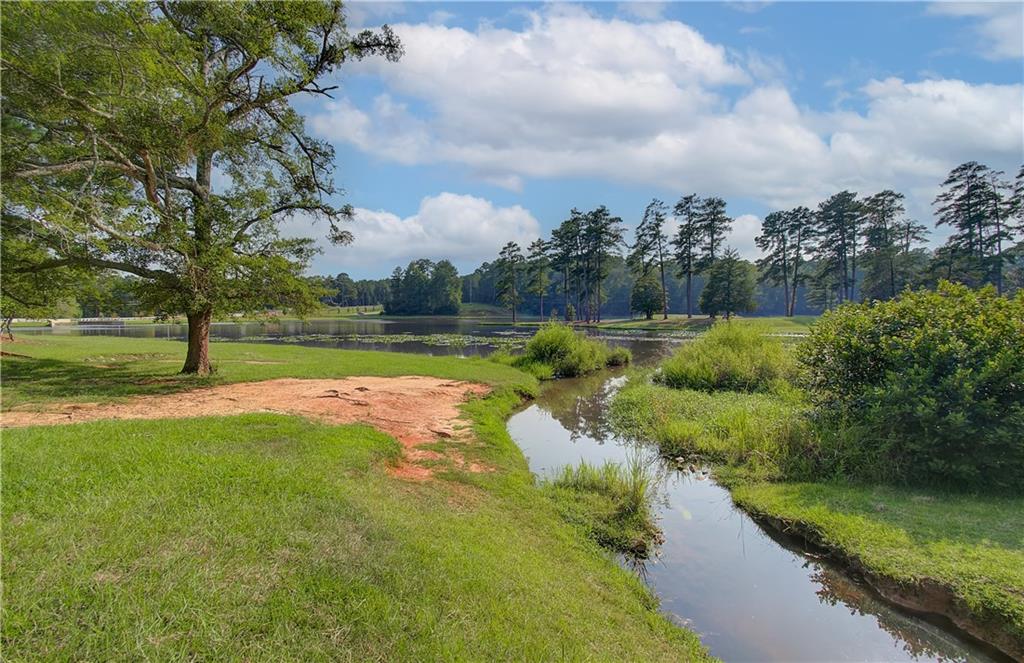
16;316;677;360
507;370;1003;662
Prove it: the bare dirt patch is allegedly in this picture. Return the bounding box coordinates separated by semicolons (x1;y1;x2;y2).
1;377;491;480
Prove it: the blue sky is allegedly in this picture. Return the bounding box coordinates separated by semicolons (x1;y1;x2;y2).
283;1;1024;278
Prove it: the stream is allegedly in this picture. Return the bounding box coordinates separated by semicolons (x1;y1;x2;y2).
507;369;1001;662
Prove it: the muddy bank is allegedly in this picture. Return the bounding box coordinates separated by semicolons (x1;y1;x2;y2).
744;508;1020;661
0;376;491;481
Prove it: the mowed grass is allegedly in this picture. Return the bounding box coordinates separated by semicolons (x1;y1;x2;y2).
2;336;710;660
730;481;1024;646
0;334;533;410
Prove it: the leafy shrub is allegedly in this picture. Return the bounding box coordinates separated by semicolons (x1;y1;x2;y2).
515;323;630;378
611;381;815;479
800;282;1024;491
657;322;795;392
543;457;661;557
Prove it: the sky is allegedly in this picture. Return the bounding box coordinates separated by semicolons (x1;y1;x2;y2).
282;1;1024;279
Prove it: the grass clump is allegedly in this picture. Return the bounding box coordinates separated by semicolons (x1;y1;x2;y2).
611;380;814;479
510;323;630;378
543;458;662;557
657;321;795;393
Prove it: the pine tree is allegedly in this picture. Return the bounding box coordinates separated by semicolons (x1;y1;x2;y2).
699;248;756;319
525;238;551;319
672;194;702;318
581;206;625;323
628;199;670;319
496;242;524;322
933;161;1012;290
813;191;863;304
861;190;905;300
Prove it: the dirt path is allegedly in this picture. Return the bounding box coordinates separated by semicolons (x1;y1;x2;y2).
0;377;491;480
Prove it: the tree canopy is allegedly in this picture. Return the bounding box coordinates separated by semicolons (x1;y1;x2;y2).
1;1;401;373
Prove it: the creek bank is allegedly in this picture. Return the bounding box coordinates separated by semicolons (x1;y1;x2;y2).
734;499;1022;661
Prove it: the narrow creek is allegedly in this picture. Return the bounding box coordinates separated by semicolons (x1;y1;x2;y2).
507;369;1000;662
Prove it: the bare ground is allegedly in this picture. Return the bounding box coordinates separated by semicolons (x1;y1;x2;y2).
0;377;491;481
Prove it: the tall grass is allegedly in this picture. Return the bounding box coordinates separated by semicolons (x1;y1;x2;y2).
502;323;631;378
544;456;661;557
611;380;816;479
658;322;795;392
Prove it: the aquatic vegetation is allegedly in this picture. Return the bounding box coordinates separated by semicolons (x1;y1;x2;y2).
543;456;662;557
611;380;815;479
657;321;796;393
514;323;631;378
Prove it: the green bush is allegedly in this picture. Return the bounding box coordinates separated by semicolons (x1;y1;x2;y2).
515;323;630;378
657;322;795;392
543;458;661;557
611;381;815;479
800;282;1024;491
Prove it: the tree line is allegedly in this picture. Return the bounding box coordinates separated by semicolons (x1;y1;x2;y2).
481;161;1023;321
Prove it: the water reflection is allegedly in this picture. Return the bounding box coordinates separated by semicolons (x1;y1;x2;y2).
508;374;1000;663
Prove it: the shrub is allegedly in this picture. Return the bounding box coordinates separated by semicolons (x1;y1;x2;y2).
543;457;662;557
800;282;1024;491
515;323;630;378
657;322;795;392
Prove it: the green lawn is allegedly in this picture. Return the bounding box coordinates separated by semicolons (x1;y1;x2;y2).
0;334;532;410
1;336;710;660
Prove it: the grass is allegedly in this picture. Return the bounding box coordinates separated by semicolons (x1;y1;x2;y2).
2;335;710;660
494;322;631;379
611;379;813;479
657;322;796;392
730;481;1024;648
0;334;533;410
542;457;662;557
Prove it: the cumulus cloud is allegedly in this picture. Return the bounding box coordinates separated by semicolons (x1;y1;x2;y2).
315;6;1022;218
929;2;1024;60
283;193;541;274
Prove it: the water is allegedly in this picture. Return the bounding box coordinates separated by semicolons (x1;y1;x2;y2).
507;373;1002;662
21;317;1003;660
17;317;676;359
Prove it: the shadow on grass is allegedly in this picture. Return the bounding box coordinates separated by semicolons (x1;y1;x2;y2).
2;356;214;408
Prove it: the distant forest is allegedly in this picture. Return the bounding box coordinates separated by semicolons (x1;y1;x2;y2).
56;161;1022;320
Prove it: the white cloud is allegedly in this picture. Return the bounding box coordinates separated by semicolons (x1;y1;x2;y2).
284;193;541;274
929;2;1024;60
617;2;668;21
317;6;1022;217
728;214;763;261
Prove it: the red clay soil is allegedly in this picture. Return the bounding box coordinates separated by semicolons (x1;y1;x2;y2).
0;377;491;481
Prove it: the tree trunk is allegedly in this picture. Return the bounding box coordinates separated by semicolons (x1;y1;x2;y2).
659;260;668;320
539;292;544;321
181;307;213;375
686;271;693;318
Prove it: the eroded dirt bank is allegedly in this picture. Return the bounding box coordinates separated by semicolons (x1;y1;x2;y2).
746;510;1021;661
1;377;491;480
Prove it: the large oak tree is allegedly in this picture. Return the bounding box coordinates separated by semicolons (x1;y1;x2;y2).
1;1;401;374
